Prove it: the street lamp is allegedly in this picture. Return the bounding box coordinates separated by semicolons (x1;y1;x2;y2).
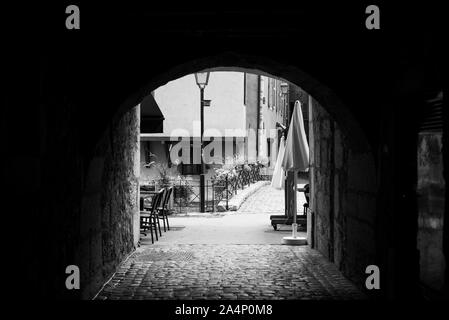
194;71;210;213
195;72;210;89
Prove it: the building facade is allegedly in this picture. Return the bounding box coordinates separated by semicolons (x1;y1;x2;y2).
139;71;289;185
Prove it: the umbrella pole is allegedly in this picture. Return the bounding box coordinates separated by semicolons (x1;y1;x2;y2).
282;170;306;245
292;170;297;238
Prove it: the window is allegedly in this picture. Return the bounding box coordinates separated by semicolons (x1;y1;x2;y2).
178;139;224;175
180;163;201;175
243;72;246;106
267;78;272;109
260;76;266;106
177;141;201;175
144;141;151;163
267;138;271;167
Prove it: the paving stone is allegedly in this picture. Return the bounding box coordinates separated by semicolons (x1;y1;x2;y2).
94;186;365;300
95;244;365;300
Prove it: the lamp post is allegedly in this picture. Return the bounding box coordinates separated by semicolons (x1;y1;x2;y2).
194;71;210;213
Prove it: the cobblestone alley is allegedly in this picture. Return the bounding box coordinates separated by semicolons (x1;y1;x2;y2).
94;186;365;300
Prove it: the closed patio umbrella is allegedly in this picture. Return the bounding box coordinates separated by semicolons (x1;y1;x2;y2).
270;135;286;190
282;101;309;172
281;100;309;245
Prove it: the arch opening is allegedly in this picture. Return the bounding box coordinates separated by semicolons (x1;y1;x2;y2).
119;53;371;153
82;55;379;299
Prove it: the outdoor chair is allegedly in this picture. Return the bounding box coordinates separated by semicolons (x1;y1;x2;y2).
157;186;172;232
140;189;163;244
153;188;165;237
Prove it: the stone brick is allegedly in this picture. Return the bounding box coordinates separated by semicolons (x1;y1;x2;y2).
347;151;376;194
79;105;140;298
309;100;377;290
95;244;365;300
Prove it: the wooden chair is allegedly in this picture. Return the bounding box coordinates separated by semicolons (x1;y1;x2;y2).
140;189;163;244
153;188;164;237
157;187;172;232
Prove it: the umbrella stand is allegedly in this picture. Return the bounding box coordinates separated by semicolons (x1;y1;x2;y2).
282;170;307;245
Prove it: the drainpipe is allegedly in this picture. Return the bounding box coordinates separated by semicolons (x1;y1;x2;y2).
256;75;261;158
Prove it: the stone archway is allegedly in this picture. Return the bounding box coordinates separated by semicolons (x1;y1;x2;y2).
10;2;442;301
101;53;378;296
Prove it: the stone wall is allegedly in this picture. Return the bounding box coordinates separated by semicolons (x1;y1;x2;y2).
309;97;377;290
78;105;140;299
12;5;441;299
417;132;445;291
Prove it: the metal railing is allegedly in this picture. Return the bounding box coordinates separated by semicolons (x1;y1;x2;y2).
142;164;269;213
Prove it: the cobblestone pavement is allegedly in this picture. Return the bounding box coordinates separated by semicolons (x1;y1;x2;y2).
95;245;365;300
94;185;365;300
238;185;307;214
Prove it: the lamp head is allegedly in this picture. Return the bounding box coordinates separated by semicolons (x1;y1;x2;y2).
195;71;210;89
